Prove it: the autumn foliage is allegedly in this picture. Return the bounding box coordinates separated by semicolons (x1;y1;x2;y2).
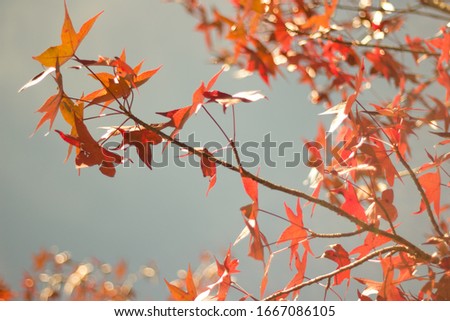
8;0;450;301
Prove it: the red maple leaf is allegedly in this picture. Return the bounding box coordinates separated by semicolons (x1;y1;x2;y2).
276;199;313;266
55;116;123;177
338;183;367;225
200;148;217;195
115;126;162;170
300;0;338;31
284;251;308;300
157;68;224;137
414;171;441;218
83;62;161;111
215;248;239;301
322;244;351;286
243;40;278;86
25;61;64;134
350;230;394;259
366;189;398;223
355;255;407;300
238;174;269;261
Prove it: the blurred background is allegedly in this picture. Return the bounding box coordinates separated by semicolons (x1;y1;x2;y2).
0;0;447;300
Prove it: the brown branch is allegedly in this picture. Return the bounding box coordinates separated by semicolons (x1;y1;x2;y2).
421;0;450;14
263;245;409;301
326;36;438;56
257;18;439;57
310;229;365;239
123;111;434;263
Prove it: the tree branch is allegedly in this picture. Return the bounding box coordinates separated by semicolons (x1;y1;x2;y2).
334;3;450;21
395;146;445;238
123;111;434;263
263;245;409;301
421;0;450;14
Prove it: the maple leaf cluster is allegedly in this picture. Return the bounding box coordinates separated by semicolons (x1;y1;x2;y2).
12;0;450;301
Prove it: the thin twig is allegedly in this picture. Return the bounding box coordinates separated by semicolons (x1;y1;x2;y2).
83;112;123;121
259;208;364;239
202;105;230;143
263;245;409;301
335;3;450;21
230;283;259;301
66;96;123;114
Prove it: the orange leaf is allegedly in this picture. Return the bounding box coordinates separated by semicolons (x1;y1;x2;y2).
240;203;267;261
320;60;364;133
165;266;197;301
215;248;239;301
322;244;350;286
350;230;393;259
360;140;400;186
415;171;441;218
242;175;258;204
32;62;64;134
34;93;63;134
284;251;308;300
85;72;131;107
157;68;224;138
200;149;217;195
111;50;136;87
134;66;162;88
356;255;407;300
340;184;367;224
33;1;102;67
115;260;127;281
239;172;267;261
300;0;338;31
59;97;84;161
276;199;313;266
0;278;13;301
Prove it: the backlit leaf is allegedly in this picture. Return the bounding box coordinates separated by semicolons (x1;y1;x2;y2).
165;266;197;301
322;244;350;286
33;1;102;67
276;199;313;266
55;116;123;177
